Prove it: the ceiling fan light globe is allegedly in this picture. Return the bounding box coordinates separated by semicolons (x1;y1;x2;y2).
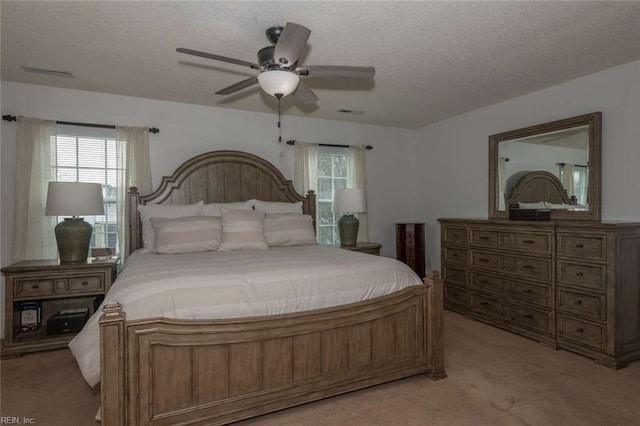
257;70;300;98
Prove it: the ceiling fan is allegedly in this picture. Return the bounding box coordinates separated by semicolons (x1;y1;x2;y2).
176;22;375;105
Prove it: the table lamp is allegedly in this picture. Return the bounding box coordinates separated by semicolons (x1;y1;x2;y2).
45;182;105;263
334;188;366;246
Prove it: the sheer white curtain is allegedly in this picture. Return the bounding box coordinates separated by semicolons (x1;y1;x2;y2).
348;145;369;242
560;164;575;199
116;126;152;261
293;141;318;195
12;117;58;262
498;157;507;210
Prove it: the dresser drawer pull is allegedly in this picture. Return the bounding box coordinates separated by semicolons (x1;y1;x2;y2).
81;281;89;286
522;240;535;244
452;233;459;238
575;271;584;277
523;314;535;320
479;236;490;241
479;279;491;285
522;264;535;270
451;253;458;257
451;292;458;297
576;327;584;334
479;301;490;307
575;243;584;248
31;284;40;289
522;289;535;295
574;300;583;305
479;258;490;263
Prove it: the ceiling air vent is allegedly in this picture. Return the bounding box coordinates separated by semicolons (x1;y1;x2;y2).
21;65;74;78
337;109;365;115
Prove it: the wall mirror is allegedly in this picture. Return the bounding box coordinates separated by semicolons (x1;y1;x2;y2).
489;112;601;221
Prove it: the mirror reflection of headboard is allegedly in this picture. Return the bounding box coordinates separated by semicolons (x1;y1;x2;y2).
505;170;575;208
489;112;601;221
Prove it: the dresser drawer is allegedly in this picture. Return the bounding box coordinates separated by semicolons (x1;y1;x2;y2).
470;272;501;294
470;251;500;269
504;232;552;255
557;233;606;261
443;266;466;287
445;285;468;308
470;250;552;283
557;261;605;290
443;247;467;265
502;304;553;335
69;274;104;292
557;289;605;321
443;226;467;245
469;293;501;317
14;278;54;297
470;229;499;248
557;314;606;350
504;280;552;308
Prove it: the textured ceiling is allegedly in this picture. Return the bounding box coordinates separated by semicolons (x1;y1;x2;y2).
2;1;639;129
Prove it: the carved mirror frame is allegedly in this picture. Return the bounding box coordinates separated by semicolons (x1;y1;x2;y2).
489;112;602;221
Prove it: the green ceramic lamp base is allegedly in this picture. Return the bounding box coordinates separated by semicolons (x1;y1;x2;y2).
338;214;360;246
55;217;93;263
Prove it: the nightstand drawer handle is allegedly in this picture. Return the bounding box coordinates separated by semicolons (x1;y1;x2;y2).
576;327;584;334
574;300;583;305
522;240;535;244
522;264;535;270
575;243;584;248
523;314;535;320
31;284;39;289
479;258;490;263
522;289;535;295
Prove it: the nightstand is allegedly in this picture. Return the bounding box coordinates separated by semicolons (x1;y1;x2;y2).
1;257;118;358
338;242;382;256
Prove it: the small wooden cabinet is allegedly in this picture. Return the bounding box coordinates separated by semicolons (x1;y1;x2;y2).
396;222;426;278
339;242;381;256
1;258;118;357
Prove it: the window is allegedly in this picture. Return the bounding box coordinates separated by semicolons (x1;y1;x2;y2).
316;146;349;245
51;125;120;252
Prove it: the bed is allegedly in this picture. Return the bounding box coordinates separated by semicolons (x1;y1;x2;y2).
505;170;581;209
80;150;445;425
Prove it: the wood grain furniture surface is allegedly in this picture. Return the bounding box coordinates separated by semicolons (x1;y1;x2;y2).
100;150;445;425
439;218;640;369
338;242;381;255
1;258;117;358
396;222;426;278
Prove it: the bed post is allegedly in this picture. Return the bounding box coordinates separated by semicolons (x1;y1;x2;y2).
128;187;141;255
100;302;126;426
425;271;447;380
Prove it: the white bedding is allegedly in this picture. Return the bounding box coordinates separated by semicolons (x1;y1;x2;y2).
69;245;423;387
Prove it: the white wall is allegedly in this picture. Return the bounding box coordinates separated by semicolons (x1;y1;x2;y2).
0;82;417;336
414;60;640;268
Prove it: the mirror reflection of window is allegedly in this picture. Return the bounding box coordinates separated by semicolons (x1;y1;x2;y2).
559;163;588;207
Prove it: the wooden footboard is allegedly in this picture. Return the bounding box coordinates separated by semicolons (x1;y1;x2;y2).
100;272;445;425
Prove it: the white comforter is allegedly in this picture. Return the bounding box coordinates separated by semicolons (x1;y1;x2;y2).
69;245;423;387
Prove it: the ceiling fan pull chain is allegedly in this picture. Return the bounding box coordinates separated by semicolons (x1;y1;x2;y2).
277;94;282;143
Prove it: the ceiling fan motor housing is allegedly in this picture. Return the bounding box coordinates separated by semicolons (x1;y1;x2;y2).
257;46;276;68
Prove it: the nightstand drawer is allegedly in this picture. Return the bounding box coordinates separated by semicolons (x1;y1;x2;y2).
69;275;104;292
15;279;54;297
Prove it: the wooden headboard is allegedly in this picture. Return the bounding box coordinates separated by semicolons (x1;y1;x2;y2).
505;170;575;208
127;150;316;253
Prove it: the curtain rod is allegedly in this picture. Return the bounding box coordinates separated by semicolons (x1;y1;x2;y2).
557;162;588;168
286;139;373;150
2;115;159;134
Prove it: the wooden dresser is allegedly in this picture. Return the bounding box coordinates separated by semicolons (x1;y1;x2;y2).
396;222;426;278
439;218;640;369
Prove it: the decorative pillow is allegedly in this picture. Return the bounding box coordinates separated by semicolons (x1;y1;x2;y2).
264;214;317;247
151;216;221;254
201;201;254;217
218;208;268;251
518;201;546;209
252;200;303;214
138;201;203;251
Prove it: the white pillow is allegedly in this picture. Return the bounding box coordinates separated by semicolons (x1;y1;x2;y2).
218;208;268;251
544;202;568;210
252;200;303;214
518;201;546;209
151;216;221;254
138;201;203;251
201;201;254;217
264;214;316;247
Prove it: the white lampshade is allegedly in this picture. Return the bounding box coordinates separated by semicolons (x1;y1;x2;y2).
45;182;105;216
257;70;300;97
334;188;366;214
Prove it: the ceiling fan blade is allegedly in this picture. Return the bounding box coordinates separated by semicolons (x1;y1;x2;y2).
177;48;260;70
274;22;311;67
294;80;319;105
215;76;259;95
297;65;375;79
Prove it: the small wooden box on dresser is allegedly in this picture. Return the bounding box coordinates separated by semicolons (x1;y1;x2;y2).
1;258;118;358
439;218;640;369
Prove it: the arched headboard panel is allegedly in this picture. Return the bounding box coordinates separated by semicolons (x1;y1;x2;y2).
128;151;316;253
506;170;574;208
